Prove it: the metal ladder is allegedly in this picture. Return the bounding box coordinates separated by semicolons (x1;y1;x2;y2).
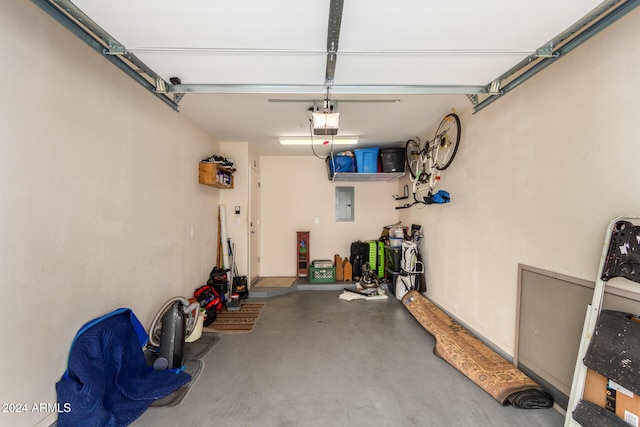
565;215;640;426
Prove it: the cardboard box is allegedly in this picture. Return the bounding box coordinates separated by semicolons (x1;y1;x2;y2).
583;368;640;426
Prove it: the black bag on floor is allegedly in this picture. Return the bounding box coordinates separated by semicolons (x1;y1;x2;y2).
232;276;249;299
349;241;369;279
207;267;229;295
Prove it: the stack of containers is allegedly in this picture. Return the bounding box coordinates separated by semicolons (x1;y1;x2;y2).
353;147;405;173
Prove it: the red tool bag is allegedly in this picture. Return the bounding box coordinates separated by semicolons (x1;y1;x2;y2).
193;284;223;326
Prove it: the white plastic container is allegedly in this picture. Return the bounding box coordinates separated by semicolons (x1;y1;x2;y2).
185;309;205;343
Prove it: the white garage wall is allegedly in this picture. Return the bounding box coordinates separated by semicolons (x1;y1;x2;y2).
400;10;640;355
0;3;219;426
260;156;400;276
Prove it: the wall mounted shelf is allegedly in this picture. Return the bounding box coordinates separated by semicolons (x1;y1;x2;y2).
330;172;405;182
199;163;234;189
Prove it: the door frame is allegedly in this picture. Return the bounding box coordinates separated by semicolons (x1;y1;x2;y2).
248;162;260;285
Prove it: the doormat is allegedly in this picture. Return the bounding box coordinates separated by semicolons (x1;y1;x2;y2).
253;277;296;288
183;331;221;360
402;291;554;409
202;302;266;333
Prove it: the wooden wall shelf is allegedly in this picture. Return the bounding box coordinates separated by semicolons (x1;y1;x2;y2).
199;163;234;189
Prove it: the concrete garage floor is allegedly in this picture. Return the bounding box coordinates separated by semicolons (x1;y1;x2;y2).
133;289;564;427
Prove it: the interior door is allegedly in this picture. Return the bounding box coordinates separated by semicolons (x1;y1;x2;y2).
249;165;261;285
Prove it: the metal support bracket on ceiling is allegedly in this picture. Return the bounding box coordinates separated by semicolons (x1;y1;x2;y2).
535;45;558;58
474;0;640;113
104;40;125;56
169;77;185;104
31;0;179;111
155;79;167;94
488;79;502;96
325;0;344;85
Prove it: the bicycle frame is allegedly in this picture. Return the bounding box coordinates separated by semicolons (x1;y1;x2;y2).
409;136;442;203
399;112;460;209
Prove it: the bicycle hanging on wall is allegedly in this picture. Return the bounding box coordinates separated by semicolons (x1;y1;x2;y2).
396;111;461;209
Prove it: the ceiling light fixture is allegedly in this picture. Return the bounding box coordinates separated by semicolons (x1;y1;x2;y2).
279;136;359;146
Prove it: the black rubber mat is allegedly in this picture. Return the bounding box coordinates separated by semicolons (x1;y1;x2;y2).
572;399;629;427
583;310;640;395
183;332;221;360
147;332;219;407
150;358;204;407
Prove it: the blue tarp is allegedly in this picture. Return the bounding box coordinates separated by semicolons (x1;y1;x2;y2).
56;308;191;427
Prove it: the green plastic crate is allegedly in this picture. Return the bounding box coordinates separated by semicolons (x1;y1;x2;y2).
377;240;385;278
309;267;336;283
367;240;385;278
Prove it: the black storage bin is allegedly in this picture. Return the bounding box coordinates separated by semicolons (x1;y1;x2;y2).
380;148;405;173
385;245;402;296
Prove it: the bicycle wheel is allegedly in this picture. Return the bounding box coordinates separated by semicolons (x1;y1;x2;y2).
405;139;422;179
433;113;461;171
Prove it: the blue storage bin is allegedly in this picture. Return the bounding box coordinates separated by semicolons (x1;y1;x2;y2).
326;153;356;179
354;148;380;173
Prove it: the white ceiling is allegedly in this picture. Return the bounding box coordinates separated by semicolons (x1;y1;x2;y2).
70;0;605;155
